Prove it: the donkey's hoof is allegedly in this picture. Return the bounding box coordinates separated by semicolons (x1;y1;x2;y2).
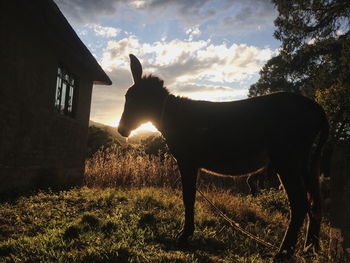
176;231;190;248
273;250;293;262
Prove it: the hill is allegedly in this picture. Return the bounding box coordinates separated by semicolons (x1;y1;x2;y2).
89;120;126;144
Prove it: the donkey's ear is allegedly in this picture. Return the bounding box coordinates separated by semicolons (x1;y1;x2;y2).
129;54;142;83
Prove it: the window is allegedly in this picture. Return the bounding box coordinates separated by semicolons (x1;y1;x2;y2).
54;66;77;117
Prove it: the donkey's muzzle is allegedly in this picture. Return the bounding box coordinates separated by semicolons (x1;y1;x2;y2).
118;125;131;137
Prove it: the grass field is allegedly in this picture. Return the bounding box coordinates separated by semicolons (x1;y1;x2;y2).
0;146;332;262
0;186;331;263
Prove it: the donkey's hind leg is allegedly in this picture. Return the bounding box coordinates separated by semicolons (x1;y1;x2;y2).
274;162;309;259
304;208;321;253
304;164;322;252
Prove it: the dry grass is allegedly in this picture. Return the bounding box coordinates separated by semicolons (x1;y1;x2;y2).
84;145;252;194
85;145;180;188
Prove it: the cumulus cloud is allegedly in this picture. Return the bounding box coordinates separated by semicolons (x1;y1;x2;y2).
101;36;274;85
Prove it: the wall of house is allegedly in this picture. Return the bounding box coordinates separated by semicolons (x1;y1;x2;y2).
0;2;95;195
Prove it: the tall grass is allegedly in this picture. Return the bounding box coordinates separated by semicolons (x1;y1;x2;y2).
85;145;180;188
85;145;252;193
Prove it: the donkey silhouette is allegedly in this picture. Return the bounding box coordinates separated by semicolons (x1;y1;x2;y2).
118;54;329;260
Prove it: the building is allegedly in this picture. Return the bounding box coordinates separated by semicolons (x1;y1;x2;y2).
0;0;112;195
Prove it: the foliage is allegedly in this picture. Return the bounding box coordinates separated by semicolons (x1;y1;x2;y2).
315;83;350;140
273;0;350;54
87;125;120;157
141;135;169;156
0;187;331;262
248;55;297;97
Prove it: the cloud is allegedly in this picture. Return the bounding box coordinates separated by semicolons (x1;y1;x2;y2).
54;0;276;32
186;25;201;41
88;24;121;38
91;36;274;124
209;0;277;34
171;83;248;101
90;67;132;126
54;0;120;24
101;36;274;85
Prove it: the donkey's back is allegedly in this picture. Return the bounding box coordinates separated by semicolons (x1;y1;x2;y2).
167;92;327;175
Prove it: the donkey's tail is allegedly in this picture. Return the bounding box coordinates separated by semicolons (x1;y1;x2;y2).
308;109;329;218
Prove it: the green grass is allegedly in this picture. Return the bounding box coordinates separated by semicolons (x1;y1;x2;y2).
0;187;330;263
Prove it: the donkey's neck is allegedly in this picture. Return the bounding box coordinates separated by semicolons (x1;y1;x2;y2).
151;92;173;131
153;94;192;134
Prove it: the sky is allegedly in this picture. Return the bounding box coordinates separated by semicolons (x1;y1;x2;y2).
54;0;280;131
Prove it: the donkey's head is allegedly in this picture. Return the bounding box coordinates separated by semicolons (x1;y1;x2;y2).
118;54;168;137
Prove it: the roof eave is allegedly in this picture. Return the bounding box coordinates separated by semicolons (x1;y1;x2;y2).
93;79;112;86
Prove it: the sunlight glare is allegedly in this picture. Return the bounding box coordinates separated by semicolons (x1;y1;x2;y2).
130;122;158;137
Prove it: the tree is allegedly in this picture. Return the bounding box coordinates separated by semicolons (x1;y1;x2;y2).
249;0;350;140
248;55;297;97
273;0;350;54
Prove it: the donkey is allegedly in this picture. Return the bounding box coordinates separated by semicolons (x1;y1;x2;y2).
118;54;329;260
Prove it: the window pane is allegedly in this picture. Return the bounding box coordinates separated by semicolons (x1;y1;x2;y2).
54;65;77;117
67;86;74;115
55;75;62;112
69;75;75;86
61;82;67;113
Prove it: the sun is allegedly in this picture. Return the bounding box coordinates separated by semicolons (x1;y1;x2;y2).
106;120;158;135
130;122;158;136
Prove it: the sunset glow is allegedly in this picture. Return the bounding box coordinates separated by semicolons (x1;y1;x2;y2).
108;120;158;135
130;122;158;136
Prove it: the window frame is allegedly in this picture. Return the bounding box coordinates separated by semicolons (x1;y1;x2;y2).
54;65;78;118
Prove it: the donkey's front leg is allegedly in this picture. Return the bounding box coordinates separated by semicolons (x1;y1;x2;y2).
176;162;198;247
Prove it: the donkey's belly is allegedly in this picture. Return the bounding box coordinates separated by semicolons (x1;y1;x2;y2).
197;150;270;176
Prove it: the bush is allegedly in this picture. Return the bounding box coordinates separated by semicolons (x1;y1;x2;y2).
87;126;120;157
141;135;168;156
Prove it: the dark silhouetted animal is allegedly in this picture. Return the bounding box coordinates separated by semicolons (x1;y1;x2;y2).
118;54;329;260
